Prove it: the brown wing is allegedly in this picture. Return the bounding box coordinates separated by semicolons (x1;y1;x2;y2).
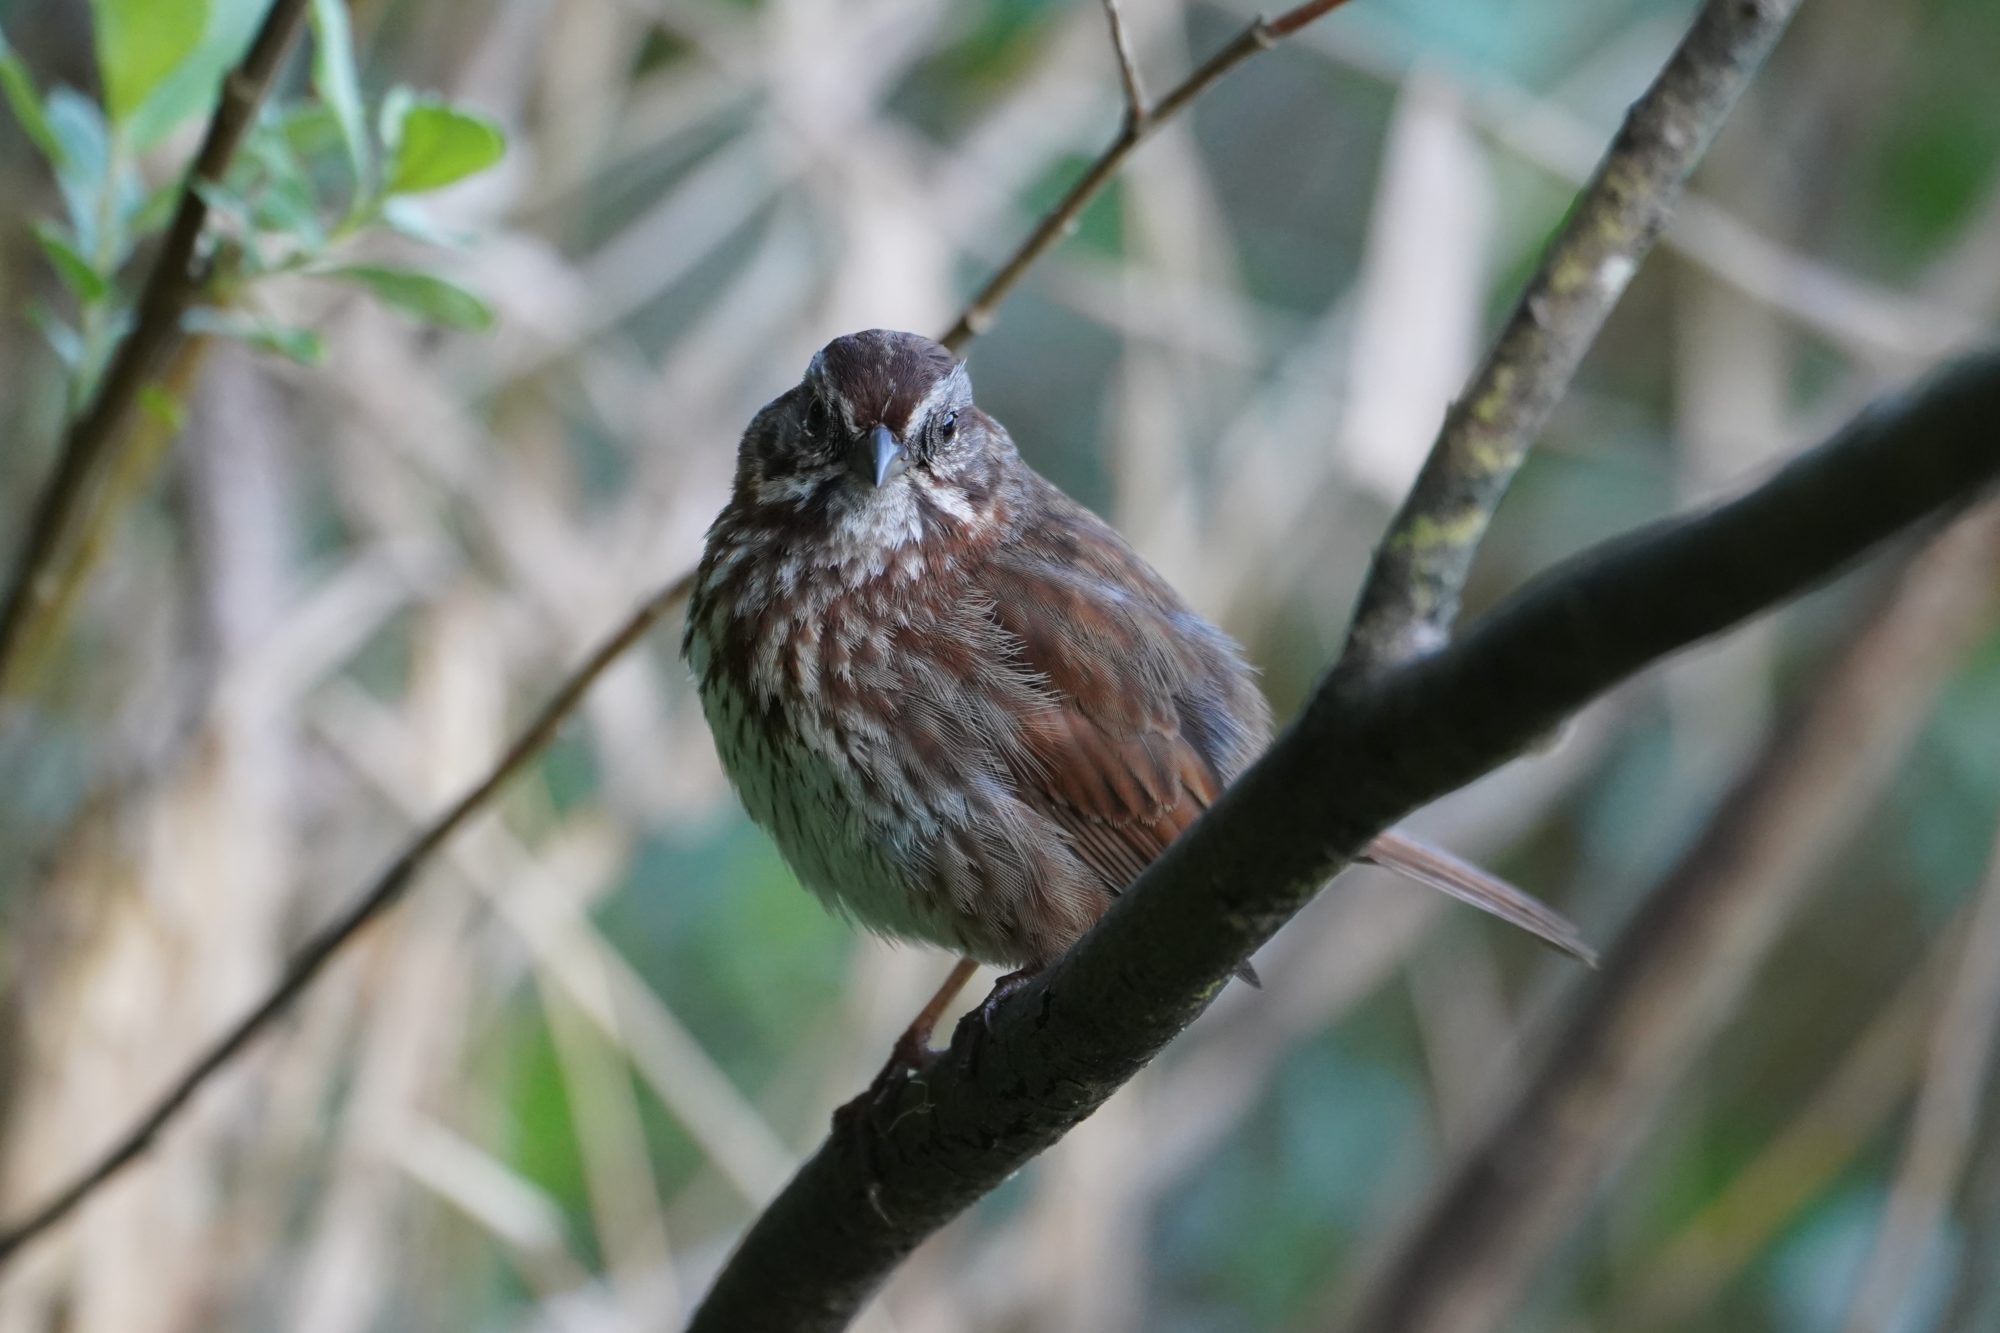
983;479;1271;894
981;478;1595;969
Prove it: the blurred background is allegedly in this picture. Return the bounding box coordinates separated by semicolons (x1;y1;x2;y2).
2;0;1999;1328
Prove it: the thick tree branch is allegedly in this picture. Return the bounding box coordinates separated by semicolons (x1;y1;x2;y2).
1338;0;1801;676
683;352;2000;1333
0;0;311;696
937;0;1360;353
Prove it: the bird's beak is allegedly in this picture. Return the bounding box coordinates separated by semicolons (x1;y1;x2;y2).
857;423;907;488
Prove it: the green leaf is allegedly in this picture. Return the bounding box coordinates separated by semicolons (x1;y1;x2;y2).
307;0;368;186
251;323;324;364
118;0;268;151
278;102;342;158
183;305;325;364
323;264;494;331
44;88;110;255
383;98;505;195
25;301;84;368
379;197;469;249
0;25;63;165
32;222;110;302
244;123;325;250
91;0;207;131
376;84;413;155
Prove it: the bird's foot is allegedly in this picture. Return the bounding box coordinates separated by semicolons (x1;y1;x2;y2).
830;1020;947;1202
833;955;979;1130
977;965;1043;1035
832;1023;939;1139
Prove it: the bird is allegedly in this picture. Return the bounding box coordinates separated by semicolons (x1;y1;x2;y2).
683;328;1592;1080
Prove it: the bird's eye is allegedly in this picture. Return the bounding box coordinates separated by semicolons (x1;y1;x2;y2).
936;411;959;441
803;395;829;435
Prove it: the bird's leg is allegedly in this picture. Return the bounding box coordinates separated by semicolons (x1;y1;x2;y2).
885;955;981;1074
834;957;980;1134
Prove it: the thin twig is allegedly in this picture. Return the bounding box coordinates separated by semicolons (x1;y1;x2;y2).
1098;0;1148;124
1839;815;2000;1333
681;350;2000;1333
937;0;1361;352
1336;0;1802;677
0;570;694;1265
1339;498;2000;1333
0;0;312;697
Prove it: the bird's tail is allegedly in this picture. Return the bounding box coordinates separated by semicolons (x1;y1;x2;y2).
1361;829;1598;966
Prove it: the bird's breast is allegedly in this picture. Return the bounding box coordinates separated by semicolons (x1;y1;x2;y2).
689;549;967;834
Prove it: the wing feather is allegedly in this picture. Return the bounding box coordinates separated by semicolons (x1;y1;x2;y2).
967;474;1590;971
983;481;1270;893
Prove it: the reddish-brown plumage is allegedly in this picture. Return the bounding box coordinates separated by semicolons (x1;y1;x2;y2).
684;330;1593;993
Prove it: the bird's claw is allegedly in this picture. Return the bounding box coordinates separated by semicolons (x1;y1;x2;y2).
832;965;1043;1168
832;1028;938;1142
830;1030;944;1196
978;967;1039;1036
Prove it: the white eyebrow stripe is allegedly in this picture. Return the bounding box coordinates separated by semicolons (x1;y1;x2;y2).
905;363;968;431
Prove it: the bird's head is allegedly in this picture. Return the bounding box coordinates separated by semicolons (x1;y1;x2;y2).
731;330;1009;557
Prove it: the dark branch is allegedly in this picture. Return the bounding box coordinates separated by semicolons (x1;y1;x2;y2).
0;571;696;1265
937;0;1361;353
683;350;2000;1333
0;0;312;695
1337;0;1802;676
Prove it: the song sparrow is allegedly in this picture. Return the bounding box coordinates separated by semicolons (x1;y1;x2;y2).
684;329;1591;1065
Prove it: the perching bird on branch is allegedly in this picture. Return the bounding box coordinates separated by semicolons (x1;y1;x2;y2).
684;329;1593;1082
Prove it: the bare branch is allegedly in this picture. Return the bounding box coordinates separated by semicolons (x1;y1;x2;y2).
1099;0;1148;124
938;0;1362;352
1337;0;1802;677
682;352;2000;1333
0;570;695;1266
1341;496;2000;1333
0;0;312;697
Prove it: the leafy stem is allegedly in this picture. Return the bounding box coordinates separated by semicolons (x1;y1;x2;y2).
0;4;510;696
